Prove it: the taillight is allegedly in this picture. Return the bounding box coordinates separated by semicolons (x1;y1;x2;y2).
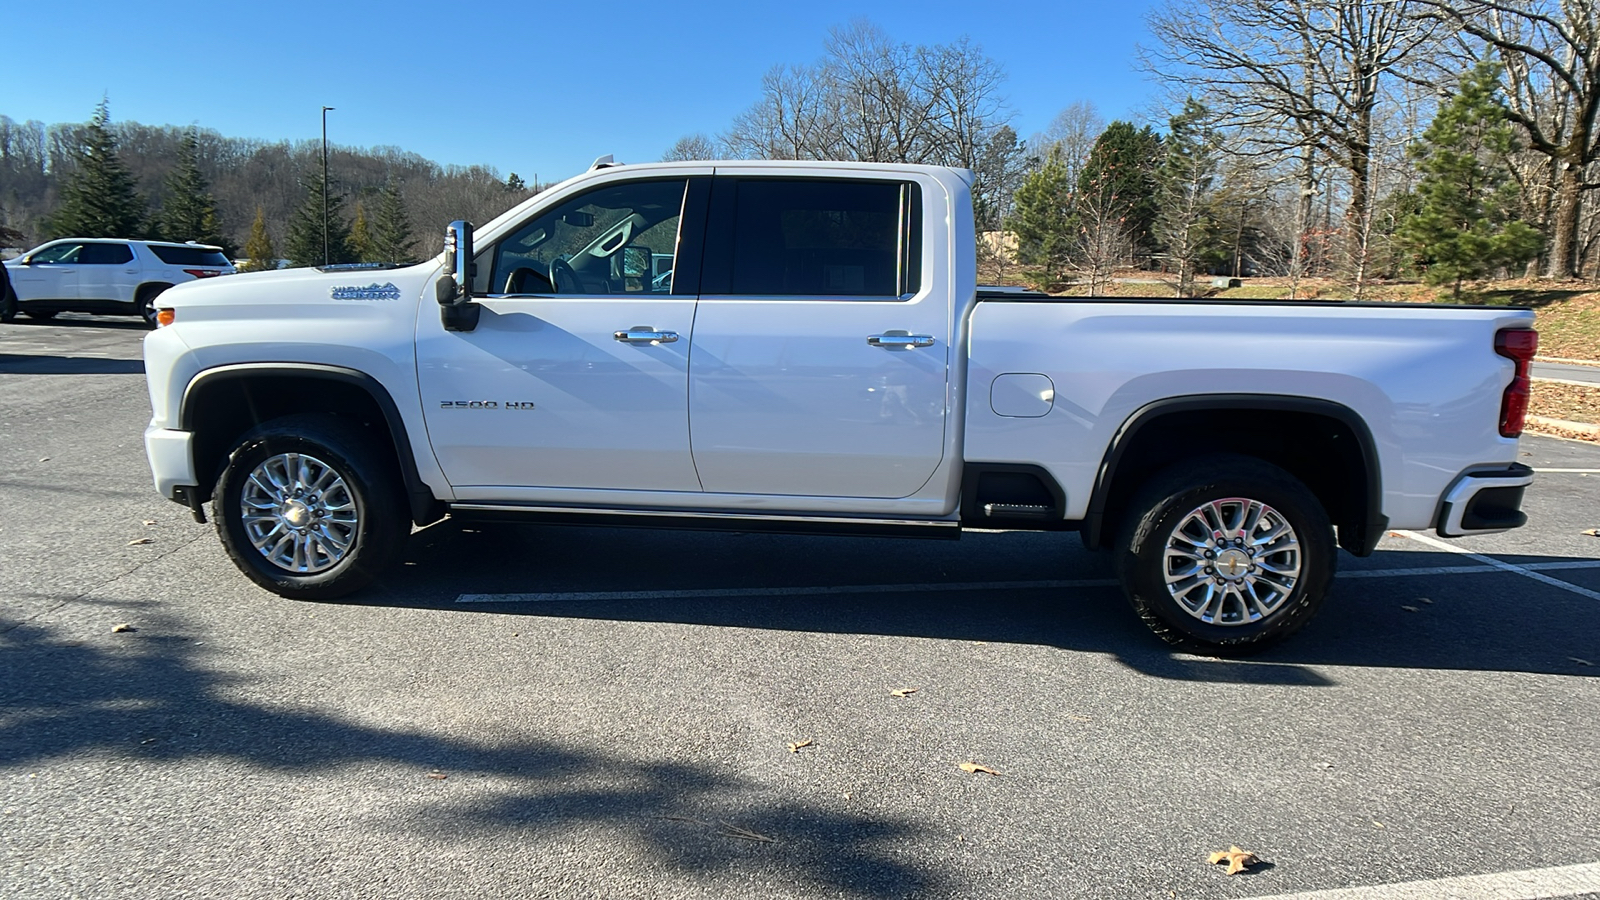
183;269;221;278
1494;327;1538;437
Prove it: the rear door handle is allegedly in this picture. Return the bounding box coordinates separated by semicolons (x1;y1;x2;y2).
867;333;935;348
614;327;679;344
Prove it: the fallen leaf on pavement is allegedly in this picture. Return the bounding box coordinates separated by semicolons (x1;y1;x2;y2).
1401;605;1420;612
890;687;919;697
786;739;813;753
1207;846;1259;875
717;821;776;843
1418;597;1433;604
111;623;136;633
426;771;448;780
38;457;49;462
127;537;154;546
141;520;156;527
1581;528;1599;537
958;762;1001;776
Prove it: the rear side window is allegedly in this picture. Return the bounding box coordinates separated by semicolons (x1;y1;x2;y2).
80;243;135;265
148;245;230;266
703;178;921;298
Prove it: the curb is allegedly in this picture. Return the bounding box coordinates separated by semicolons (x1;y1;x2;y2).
1535;355;1600;368
1527;415;1600;441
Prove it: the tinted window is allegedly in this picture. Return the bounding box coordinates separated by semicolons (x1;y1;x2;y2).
710;179;919;297
486;178;688;296
148;245;229;266
80;243;135;265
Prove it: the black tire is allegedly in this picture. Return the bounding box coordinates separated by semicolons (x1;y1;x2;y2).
214;414;411;600
137;285;167;328
0;288;15;323
23;310;57;321
1115;454;1336;656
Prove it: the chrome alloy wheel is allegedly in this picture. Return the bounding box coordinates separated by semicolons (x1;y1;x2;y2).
1162;497;1302;626
239;452;358;574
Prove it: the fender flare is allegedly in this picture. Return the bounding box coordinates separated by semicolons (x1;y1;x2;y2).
1083;393;1387;556
181;363;442;525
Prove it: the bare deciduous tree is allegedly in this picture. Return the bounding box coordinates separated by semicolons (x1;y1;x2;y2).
721;19;1008;170
1143;0;1437;293
1029;101;1105;184
661;133;719;162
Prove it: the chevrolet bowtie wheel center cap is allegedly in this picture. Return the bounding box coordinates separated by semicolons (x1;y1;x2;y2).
282;500;312;528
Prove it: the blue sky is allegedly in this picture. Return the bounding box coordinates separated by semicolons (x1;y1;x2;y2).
5;0;1160;183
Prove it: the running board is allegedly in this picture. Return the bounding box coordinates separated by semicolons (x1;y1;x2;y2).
447;503;963;540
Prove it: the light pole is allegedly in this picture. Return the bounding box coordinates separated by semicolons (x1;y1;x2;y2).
321;106;335;267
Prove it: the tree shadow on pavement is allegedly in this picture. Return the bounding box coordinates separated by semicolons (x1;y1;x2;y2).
0;608;939;898
371;520;1600;686
0;354;144;375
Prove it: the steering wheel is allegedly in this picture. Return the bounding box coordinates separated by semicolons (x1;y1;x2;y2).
504;266;552;294
549;258;581;294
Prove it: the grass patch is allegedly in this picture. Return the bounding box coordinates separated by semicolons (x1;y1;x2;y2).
1531;380;1600;426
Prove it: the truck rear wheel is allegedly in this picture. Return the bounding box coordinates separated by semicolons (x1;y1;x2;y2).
1115;454;1335;655
214;414;410;600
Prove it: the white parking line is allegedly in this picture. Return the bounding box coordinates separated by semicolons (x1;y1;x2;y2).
1246;859;1600;900
1397;530;1600;601
1532;468;1600;473
455;560;1600;603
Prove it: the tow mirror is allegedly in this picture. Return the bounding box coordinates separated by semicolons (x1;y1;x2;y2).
437;220;480;332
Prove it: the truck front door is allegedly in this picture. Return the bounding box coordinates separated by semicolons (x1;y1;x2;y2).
416;174;706;494
688;175;949;499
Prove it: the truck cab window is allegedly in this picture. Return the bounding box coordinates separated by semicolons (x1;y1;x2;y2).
704;179;920;297
487;178;688;296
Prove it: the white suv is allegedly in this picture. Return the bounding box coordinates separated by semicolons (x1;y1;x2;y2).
2;238;235;326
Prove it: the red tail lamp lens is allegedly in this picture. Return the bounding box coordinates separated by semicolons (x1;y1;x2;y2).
1494;328;1538;438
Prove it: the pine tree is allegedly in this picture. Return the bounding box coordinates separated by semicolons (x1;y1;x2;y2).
46;100;147;239
1155;99;1223;297
240;207;277;272
1397;61;1543;297
506;173;526;192
1077;121;1163;259
1010;151;1076;290
283;168;354;267
349;201;372;262
155;129;227;251
369;182;417;264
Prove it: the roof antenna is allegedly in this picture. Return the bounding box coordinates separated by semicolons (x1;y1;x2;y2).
589;154;619;170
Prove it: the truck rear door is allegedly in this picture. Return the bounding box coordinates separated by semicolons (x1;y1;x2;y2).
688;173;949;499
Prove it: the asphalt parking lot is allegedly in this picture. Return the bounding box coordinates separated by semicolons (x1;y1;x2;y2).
3;314;1598;900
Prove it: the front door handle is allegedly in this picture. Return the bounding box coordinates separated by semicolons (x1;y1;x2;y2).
614;327;679;344
867;332;935;348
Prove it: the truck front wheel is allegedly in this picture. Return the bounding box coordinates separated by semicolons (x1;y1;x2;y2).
214;415;410;600
1115;454;1336;655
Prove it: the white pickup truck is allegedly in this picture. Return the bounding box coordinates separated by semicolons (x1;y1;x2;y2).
141;159;1538;653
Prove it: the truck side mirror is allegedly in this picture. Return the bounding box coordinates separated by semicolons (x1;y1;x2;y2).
438;220;480;332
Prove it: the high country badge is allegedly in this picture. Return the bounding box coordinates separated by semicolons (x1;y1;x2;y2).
330;282;403;301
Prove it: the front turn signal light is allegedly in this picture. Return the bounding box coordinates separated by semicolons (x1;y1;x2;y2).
156;308;176;327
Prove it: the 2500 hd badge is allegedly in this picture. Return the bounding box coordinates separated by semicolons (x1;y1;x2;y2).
439;400;537;410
